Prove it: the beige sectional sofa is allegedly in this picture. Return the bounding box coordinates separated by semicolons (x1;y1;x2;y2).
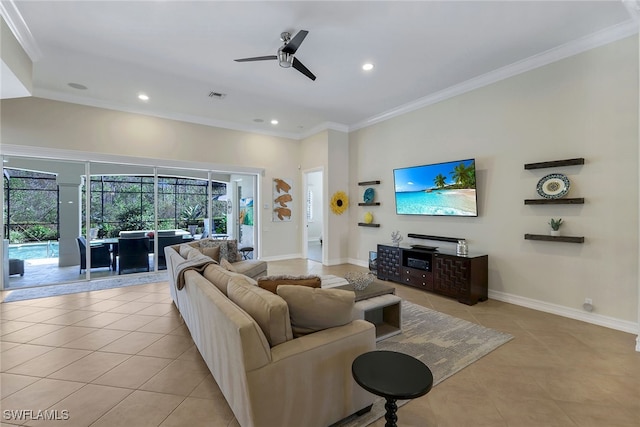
165;240;376;427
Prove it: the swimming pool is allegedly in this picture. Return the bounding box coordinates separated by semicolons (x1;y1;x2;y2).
8;241;59;260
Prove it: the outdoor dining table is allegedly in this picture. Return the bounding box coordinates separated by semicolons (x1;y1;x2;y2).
91;235;194;270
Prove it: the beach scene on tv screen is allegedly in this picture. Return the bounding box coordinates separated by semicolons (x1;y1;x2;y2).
394;159;477;216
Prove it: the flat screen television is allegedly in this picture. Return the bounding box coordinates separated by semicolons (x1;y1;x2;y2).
393;158;478;216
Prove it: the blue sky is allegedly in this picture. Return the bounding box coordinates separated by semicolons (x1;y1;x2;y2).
393;159;474;192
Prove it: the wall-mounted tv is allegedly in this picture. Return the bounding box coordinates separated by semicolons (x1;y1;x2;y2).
393;158;478;217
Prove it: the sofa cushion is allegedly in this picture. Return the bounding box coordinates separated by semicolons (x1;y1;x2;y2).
276;286;355;338
220;258;237;272
232;260;268;280
203;263;256;295
257;275;321;294
227;276;293;347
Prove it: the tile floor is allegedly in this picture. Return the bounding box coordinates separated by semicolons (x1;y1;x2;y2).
6;256;160;290
1;259;639;426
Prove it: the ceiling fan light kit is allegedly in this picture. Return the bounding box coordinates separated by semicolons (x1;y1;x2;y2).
235;30;316;81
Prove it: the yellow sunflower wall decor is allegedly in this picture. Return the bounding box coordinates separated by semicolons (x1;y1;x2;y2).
330;191;349;215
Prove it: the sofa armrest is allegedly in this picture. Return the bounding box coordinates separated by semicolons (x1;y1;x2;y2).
245;320;376;427
164;245;185;304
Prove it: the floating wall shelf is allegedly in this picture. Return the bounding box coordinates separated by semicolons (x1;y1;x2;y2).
524;234;584;244
524;198;585;205
358;180;380;228
524;158;584;170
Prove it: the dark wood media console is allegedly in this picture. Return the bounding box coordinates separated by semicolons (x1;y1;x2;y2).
377;244;488;305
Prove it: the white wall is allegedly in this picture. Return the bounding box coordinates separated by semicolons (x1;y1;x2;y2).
299;129;350;264
349;36;639;328
0;97;302;259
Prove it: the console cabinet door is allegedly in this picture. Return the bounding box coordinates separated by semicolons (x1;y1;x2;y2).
433;253;471;298
377;245;401;281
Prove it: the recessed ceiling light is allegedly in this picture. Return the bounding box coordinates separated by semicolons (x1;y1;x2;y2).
362;63;374;71
138;93;149;101
271;119;278;125
68;82;88;90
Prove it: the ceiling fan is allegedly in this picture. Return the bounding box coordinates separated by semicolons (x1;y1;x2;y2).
234;30;316;81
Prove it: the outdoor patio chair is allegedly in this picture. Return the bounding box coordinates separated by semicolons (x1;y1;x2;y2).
156;235;185;270
77;236;112;273
118;236;150;274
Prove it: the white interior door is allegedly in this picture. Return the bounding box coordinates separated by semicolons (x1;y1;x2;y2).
304;169;323;263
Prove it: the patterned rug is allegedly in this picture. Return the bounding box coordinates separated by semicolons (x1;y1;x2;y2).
2;272;168;302
334;301;514;426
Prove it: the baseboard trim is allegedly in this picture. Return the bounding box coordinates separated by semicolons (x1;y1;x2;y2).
489;289;638;335
260;253;301;262
348;258;368;268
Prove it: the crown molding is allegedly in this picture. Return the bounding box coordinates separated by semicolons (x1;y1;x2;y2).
0;0;42;61
622;0;640;20
299;121;349;139
349;19;639;132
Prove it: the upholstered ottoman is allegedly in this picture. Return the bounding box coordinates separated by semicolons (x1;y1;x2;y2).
9;258;24;276
322;275;402;341
353;294;402;341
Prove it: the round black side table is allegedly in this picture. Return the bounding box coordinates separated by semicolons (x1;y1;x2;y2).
352;350;433;427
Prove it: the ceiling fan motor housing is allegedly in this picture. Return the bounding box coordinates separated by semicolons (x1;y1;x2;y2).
278;48;293;68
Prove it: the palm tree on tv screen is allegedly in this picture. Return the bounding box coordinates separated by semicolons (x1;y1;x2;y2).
433;174;447;189
450;162;475;189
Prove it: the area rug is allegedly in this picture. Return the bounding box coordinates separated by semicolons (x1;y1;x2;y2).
334;301;514;426
2;272;168;302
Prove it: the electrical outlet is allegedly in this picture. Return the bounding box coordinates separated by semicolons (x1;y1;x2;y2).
584;298;592;305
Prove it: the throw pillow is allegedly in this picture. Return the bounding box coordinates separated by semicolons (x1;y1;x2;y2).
199;245;220;262
198;239;229;261
276;286;355;338
227;276;293;347
220;258;237;272
257;275;321;294
226;240;239;263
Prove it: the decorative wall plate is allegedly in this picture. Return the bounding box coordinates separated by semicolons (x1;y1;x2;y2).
537;173;570;199
363;187;375;203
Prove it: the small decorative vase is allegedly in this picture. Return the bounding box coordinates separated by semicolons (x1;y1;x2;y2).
364;212;373;224
550;230;560;236
456;240;468;256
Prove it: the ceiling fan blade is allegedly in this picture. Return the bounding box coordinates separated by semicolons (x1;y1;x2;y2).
282;30;309;54
234;55;277;62
292;58;316;81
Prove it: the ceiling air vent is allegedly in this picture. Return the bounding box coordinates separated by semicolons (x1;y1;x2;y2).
208;91;226;99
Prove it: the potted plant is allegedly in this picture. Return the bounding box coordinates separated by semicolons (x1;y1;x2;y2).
548;218;563;236
182;204;203;236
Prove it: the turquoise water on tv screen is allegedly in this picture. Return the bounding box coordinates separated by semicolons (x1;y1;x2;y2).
395;190;477;216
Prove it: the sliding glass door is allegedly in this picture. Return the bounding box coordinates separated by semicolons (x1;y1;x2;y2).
1;155;258;290
3;156;88;288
